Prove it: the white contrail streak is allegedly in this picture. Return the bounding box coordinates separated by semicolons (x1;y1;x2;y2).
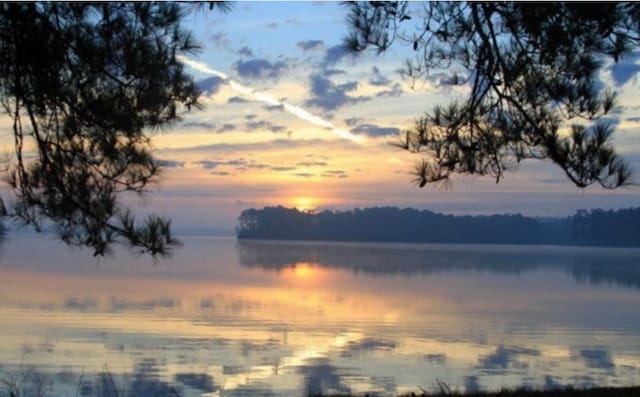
177;55;365;144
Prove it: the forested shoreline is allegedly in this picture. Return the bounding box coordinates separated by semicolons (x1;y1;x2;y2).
236;206;640;247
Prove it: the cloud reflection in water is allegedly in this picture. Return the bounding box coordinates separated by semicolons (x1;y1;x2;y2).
0;236;639;396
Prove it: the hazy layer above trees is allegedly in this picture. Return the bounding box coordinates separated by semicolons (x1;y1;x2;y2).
236;206;640;247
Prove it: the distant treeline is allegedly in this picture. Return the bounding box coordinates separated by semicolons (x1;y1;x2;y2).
236;206;640;247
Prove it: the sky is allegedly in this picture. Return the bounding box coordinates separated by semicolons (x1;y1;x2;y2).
4;2;640;233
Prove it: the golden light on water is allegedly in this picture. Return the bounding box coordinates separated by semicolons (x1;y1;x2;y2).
280;262;328;285
292;262;315;279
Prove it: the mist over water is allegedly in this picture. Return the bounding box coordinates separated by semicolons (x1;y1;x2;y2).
1;234;639;396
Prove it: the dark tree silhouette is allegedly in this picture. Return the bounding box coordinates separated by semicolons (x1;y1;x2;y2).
344;2;635;189
236;205;640;247
0;3;227;257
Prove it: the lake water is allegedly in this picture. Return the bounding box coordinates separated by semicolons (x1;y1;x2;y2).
1;234;639;396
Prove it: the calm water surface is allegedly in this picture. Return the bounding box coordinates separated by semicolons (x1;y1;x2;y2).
1;234;639;396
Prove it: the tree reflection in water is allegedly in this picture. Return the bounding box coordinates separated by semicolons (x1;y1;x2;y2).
236;239;640;289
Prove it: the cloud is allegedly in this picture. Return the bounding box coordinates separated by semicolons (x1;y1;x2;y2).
611;63;640;86
338;81;358;91
227;96;249;104
245;163;270;169
234;58;288;80
234;160;271;171
610;51;640;86
322;44;354;68
171;138;356;154
266;18;302;29
599;116;621;128
156;159;185;168
284;18;303;26
376;82;403;97
195;160;220;169
321;170;348;178
246;120;271;130
272;166;297;172
608;104;631;115
344;117;363;127
305;74;370;111
324;69;347;76
370;66;391;86
437;73;469;86
209;31;230;50
197;76;225;96
264;104;285;112
198;160;332;177
296;161;328;167
245;114;257;120
194;158;273;173
304;154;329;160
350;123;401;137
225;159;251;166
216;123;236;133
243;120;287;134
424;354;446;364
270;125;288;133
322;111;335;121
180;121;215;130
236;46;254;58
298;40;325;52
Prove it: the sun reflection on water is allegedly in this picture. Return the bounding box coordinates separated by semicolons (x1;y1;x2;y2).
288;262;320;280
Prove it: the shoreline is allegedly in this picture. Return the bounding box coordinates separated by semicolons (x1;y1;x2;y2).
315;386;640;397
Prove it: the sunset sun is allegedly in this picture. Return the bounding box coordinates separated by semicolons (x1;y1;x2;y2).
291;196;319;212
